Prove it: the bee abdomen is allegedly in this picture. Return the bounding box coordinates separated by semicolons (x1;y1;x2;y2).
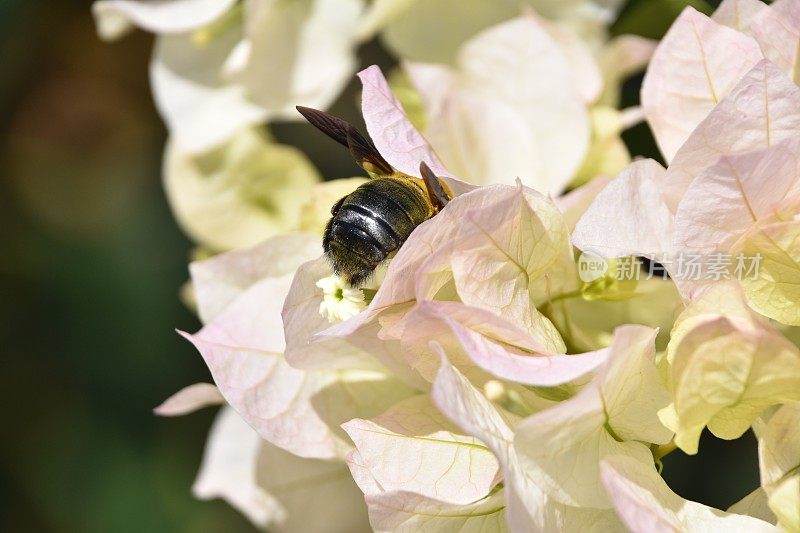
324;178;430;285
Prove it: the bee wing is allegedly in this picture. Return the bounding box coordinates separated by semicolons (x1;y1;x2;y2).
296;106;393;176
419;161;450;209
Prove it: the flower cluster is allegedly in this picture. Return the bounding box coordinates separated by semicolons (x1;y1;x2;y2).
99;0;800;531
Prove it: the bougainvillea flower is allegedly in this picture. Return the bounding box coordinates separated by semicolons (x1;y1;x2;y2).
195;406;372;532
163;128;320;251
92;0;238;40
659;283;800;454
357;0;628;64
642;0;800;164
575;54;800;312
757;402;800;530
403;16;590;194
94;0;363;152
515;325;672;509
431;349;623;530
600;455;775;532
182;234;416;459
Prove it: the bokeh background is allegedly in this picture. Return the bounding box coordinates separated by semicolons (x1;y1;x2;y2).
0;0;761;531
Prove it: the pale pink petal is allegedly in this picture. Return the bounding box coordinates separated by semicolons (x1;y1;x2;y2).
282;256;387;372
712;0;768;33
672;138;800;254
190;233;321;324
642;7;763;162
154;382;223;416
514;326;670;509
357;66;455;182
193;407;284;528
554;175;612;232
572;159;671;258
751;0;800;84
92;0;238;40
544;20;603;104
430;349;623;530
414;301;607;386
449;184;576;334
364;489;507;532
601;455;776;532
342;395;500;505
664;59;800;211
194;407;371;532
456;17;589;194
185;275;414;459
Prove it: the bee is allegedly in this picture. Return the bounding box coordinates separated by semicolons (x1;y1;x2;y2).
297;106;451;287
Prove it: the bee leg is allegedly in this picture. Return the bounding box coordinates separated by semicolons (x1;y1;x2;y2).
419;161;450;210
330;195;347;216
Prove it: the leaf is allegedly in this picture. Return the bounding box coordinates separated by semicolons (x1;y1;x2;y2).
153;383;223;416
342;395;500;505
600;455;776;532
641;7;763;162
163;129;320;251
194;407;372;532
735;218;800;326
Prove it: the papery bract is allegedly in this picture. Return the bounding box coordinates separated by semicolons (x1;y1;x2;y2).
758;402;800;530
662;315;800;454
641;7;763;162
600;455;775;532
432;350;623;531
405;17;590;194
734;216;800;326
184;234;415;459
164;129;320;251
343;395;500;505
153;382;223;416
151;0;363;152
515;326;671;509
195;406;371;532
92;0;238;40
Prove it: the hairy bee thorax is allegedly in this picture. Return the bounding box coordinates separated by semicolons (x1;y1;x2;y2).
323;177;433;286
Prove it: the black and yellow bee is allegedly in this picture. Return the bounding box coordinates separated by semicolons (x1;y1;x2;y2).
297;106;451;287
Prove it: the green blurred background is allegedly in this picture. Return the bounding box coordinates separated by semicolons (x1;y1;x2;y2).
0;0;762;531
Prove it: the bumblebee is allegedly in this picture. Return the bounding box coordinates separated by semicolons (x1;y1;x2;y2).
297;106;451;287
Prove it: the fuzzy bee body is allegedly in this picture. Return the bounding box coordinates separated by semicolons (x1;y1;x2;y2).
323;176;433;286
297;106;451;286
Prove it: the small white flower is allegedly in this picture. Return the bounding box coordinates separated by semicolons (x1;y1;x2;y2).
316;275;366;323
